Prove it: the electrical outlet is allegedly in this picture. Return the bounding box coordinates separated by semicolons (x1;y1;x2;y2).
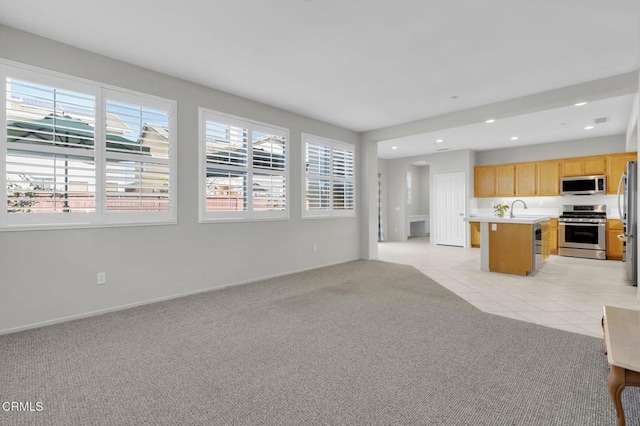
97;272;106;285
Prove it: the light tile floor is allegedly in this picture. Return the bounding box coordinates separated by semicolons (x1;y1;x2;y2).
378;237;640;338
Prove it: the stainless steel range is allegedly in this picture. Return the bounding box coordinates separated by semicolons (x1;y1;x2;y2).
558;204;607;260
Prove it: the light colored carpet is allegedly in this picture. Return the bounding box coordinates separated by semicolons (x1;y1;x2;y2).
0;260;638;425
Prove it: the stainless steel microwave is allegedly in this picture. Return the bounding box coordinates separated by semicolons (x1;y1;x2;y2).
560;175;606;195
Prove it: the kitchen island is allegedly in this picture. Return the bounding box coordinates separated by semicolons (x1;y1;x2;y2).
467;216;551;276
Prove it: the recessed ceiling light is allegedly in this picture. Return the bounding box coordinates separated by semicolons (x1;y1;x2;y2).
584;125;594;130
511;136;519;141
574;102;587;107
391;146;398;150
485;119;495;124
435;139;444;143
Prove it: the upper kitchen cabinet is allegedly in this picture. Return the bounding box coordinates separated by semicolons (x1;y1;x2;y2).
561;155;606;177
537;160;561;195
474;166;496;197
473;151;633;198
606;152;637;194
515;162;537;196
495;165;515;196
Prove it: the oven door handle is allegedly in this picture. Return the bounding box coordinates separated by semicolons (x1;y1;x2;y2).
559;222;605;227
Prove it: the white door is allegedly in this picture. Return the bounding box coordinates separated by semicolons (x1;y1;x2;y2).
434;172;466;246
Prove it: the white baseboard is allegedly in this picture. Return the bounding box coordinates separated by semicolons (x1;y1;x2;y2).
0;257;360;336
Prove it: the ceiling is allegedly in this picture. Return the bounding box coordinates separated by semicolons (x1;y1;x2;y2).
1;1;639;156
378;94;636;159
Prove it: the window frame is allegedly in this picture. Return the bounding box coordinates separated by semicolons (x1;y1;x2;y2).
0;60;177;231
302;133;356;219
198;107;290;223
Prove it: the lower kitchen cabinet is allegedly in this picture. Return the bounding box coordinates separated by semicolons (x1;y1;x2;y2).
607;219;624;261
470;222;481;248
549;218;558;255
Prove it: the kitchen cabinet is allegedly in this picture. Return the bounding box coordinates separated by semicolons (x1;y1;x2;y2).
561;155;606;177
486;220;548;275
473;151;633;198
470;222;481;248
607;152;637;194
541;220;550;260
474;166;495;197
495;164;515;196
585;156;607;175
515;162;537;196
549;218;558;255
488;222;534;275
537;161;561;196
607;219;624;261
471;217;549;275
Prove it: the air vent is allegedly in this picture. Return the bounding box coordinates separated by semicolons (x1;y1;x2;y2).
594;117;608;124
436;148;450;152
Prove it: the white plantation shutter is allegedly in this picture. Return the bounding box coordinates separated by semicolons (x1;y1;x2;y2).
4;74;98;225
6;151;96;214
305;143;331;211
253;173;286;211
332;147;355;211
104;93;173;218
306;178;330;211
204;120;249;213
1;64;176;229
200;109;288;221
303;134;355;217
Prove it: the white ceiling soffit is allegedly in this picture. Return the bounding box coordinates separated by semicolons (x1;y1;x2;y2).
378;94;635;159
0;1;638;134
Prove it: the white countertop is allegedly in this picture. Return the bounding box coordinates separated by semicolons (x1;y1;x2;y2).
466;215;551;224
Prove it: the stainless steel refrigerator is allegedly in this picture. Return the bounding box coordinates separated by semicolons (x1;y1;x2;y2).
618;161;637;286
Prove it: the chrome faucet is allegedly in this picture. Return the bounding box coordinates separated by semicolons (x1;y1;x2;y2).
510;199;528;218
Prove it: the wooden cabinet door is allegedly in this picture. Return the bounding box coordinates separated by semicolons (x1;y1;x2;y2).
489;223;533;275
495;165;515;196
584;156;606;175
549;218;558;255
607;219;624;261
562;156;606;177
562;158;584;177
537;161;560;195
541;220;550;260
607;153;637;194
474;166;495;197
516;162;537;196
470;222;481;248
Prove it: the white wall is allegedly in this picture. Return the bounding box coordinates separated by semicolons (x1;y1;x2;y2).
476;134;627;166
627;93;639;152
406;165;430;237
0;25;362;333
377;158;388;241
418;166;430;216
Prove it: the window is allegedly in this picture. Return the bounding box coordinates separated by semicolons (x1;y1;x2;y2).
104;92;173;222
303;133;355;218
199;108;288;222
1;63;176;229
